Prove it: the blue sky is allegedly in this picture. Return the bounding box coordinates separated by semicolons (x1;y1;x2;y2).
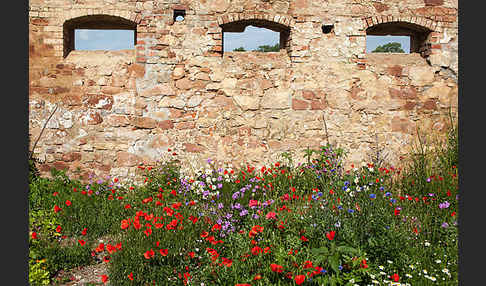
366;35;410;53
75;29;134;50
75;28;409;53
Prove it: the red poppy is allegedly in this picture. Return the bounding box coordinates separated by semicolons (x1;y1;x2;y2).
451;211;456;217
270;263;284;273
54;205;62;213
303;260;313;269
100;275;108;284
65;200;71;206
128;272;134;281
251;246;262;255
81;228;87;236
144;249;155;259
264;246;271;254
300;235;309;242
103;256;110;263
106;244;116;254
56;225;62;233
121;219;130;230
144;227;152;237
391;273;400;282
188;252;195;258
326;230;336;241
160;249;168;256
201;231;209;238
294;275;305;285
95;243;105;253
360;259;368;269
78;239;86;246
253;274;262;280
221;257;233;267
235;284;251;286
52;192;58;196
142;197;153;204
394;208;400;216
31;232;38;239
212;224;221;232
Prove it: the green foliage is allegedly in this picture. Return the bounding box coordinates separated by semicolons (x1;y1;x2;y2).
233;47;246;51
255;43;280;52
29;259;50;286
28;123;458;285
372;42;405;53
29;157;41;183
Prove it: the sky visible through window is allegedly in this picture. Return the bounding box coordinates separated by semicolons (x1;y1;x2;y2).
74;29;410;54
75;29;134;50
366;35;410;53
223;25;279;52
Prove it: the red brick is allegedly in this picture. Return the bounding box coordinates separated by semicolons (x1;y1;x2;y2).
183;143;206;153
292;99;309;110
158;120;174;130
424;0;444;6
175;121;195;130
387;65;403;77
310;99;327;110
62;152;81;162
302;90;315;100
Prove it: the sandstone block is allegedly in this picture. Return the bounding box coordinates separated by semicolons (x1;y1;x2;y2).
261;88;291;109
233;95;260;111
117;152;142;167
131;116;158;129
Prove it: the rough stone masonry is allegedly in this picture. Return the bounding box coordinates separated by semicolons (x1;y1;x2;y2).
29;0;458;182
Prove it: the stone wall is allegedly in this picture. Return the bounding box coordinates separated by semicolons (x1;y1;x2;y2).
29;0;458;181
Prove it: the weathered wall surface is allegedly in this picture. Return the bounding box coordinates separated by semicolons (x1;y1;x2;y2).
29;0;458;181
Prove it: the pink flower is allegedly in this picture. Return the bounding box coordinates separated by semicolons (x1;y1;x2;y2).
265;211;277;220
249;200;259;208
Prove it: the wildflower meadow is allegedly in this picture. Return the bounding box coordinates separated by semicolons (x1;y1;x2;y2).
28;123;458;285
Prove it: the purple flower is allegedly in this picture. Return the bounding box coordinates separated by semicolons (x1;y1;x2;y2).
240;209;248;216
233;203;241;209
218;203;224;209
217;183;223;189
253;214;259;219
439;201;450;209
441;222;449;228
202;190;210;196
232;192;240;200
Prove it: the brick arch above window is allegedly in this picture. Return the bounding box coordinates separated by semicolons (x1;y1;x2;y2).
216;13;295;28
361;15;441;32
59;10;141;27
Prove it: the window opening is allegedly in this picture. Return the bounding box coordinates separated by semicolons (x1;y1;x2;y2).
321;24;334;34
63;15;137;57
365;22;431;56
173;10;186;22
222;20;290;54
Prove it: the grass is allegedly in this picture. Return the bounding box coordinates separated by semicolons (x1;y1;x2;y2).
28;123;458;286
